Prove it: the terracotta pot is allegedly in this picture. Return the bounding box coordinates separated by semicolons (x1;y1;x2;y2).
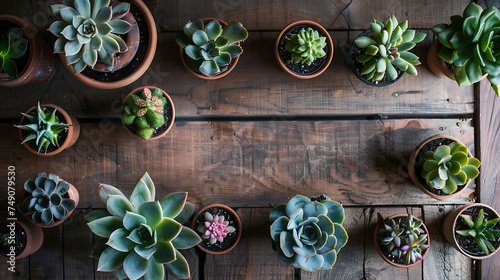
0;217;44;259
191;204;242;254
408;134;473;200
374;214;430;268
427;40;455;80
275;20;334;79
121;86;175;140
179;18;241;80
20;180;79;228
443;203;500;259
60;0;157;89
18;104;80;156
0;15;55;86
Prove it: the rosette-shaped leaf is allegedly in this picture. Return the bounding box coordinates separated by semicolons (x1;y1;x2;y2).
18;173;76;226
176;19;248;77
85;172;201;280
420;141;480;194
285;27;327;65
269;195;348;271
432;2;500;96
354;15;426;82
48;0;132;73
196;212;236;244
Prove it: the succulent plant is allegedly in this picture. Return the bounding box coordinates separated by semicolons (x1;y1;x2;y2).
354;15;426;82
420;141;480;195
269;195;348;271
431;2;500;96
176;19;248;77
197;212;236;244
48;0;132;73
1;233;11;247
14;103;71;153
18;173;76;226
85;172;201;280
0;27;28;77
285;27;327;65
121;87;167;140
377;213;429;265
456;208;500;255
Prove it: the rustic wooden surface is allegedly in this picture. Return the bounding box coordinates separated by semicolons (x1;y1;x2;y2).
1;0;499;279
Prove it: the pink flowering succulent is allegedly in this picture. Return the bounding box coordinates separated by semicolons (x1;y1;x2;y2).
197;212;236;244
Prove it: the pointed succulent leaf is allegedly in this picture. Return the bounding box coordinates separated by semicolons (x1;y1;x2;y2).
97;247;128;272
88;216;123;238
159;192;187;218
94;6;112;25
293;244;317;257
285;195;310;217
171;226;202;249
123;250;148;280
174;202;196;224
156;217;182;242
295;254;324;271
287;208;304;230
143;260;164;280
138;201;163;228
164;249;190;279
74;0;91;18
108;19;132;34
111;3;130;19
130;173;155;208
354;36;377;48
60;7;79;23
134;244;156;259
107;194;134;219
302;201;328;218
107;228;136;252
123;211;147;231
199;60;219;76
153;241;176;263
85;209;111;222
183;19;204;37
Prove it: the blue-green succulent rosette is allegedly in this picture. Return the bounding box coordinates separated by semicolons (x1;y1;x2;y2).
270;195;348;271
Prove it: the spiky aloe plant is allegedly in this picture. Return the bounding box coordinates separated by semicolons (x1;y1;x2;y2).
270;195;348;271
431;3;500;96
354;15;426;82
0;27;28;77
420;141;480;195
457;209;500;255
48;0;132;73
18;173;76;226
285;27;327;65
85;172;201;280
14;103;70;153
121;87;167;140
176;19;248;77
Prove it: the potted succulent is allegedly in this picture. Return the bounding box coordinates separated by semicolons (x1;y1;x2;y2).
269;195;348;271
175;18;248;79
192;204;241;254
408;134;480;200
351;15;426;86
443;203;500;259
275;20;333;79
15;103;80;156
120;86;175;140
85;172;201;280
0;217;44;260
0;15;55;87
48;0;157;89
375;213;429;267
18;173;79;228
429;2;500;96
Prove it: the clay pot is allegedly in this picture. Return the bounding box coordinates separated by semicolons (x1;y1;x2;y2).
275;20;334;79
408;134;473;200
443;203;500;259
18;104;80;156
60;0;157;89
121;86;175;140
191;204;242;254
427;40;455;80
0;217;44;259
0;15;55;86
374;214;430;268
179;18;241;80
20;180;79;228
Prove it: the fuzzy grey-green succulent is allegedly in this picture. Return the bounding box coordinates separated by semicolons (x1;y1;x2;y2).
18;173;76;226
48;0;132;73
270;195;348;271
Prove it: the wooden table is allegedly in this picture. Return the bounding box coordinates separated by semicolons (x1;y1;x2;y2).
1;0;499;279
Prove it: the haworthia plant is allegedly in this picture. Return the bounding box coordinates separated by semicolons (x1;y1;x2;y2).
0;27;28;77
457;209;500;255
285;27;327;65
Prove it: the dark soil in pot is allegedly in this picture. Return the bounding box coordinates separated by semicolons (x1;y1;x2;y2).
413;137;467;197
193;206;240;252
0;221;27;258
454;206;500;257
0;21;30;79
124;89;174;138
277;24;328;75
351;30;404;86
20;107;68;154
79;0;149;82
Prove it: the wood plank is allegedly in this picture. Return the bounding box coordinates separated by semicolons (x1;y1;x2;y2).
364;207;423;280
0;31;474;118
423;205;472;280
63;210;94;280
0;118;475;208
204;208;294;280
300;207;365;280
29;226;63;279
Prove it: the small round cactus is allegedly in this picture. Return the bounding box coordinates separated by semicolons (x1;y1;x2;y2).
285;27;326;65
197;212;236;244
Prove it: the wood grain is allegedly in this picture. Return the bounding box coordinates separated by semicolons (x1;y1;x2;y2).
63;210;94;280
29;226;63;279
